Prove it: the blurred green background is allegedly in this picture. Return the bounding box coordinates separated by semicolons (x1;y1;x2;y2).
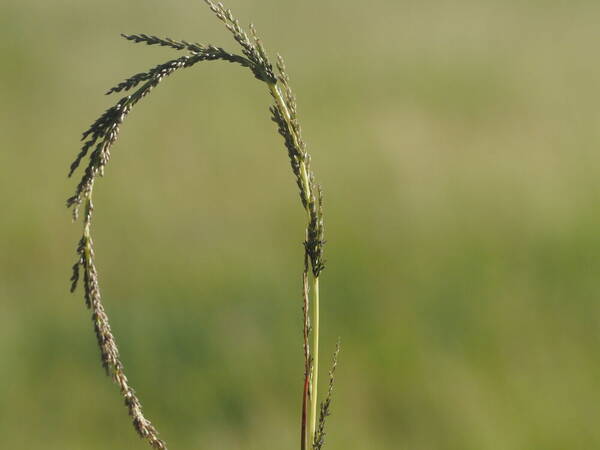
2;0;600;449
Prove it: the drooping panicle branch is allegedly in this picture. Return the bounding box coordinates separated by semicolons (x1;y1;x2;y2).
107;43;256;95
121;33;205;52
69;195;167;449
68;23;258;450
105;55;199;95
68;48;250;219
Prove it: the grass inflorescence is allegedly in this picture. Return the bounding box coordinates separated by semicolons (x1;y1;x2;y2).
67;2;338;449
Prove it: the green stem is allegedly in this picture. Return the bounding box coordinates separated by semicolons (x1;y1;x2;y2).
309;275;320;445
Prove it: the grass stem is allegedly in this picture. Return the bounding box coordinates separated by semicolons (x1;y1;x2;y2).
309;275;320;445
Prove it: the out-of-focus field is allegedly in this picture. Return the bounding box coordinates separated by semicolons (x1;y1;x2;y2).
2;1;600;449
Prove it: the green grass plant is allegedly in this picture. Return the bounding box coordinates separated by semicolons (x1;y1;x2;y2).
67;2;338;449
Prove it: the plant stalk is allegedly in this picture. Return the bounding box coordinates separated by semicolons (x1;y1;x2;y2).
309;275;320;445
